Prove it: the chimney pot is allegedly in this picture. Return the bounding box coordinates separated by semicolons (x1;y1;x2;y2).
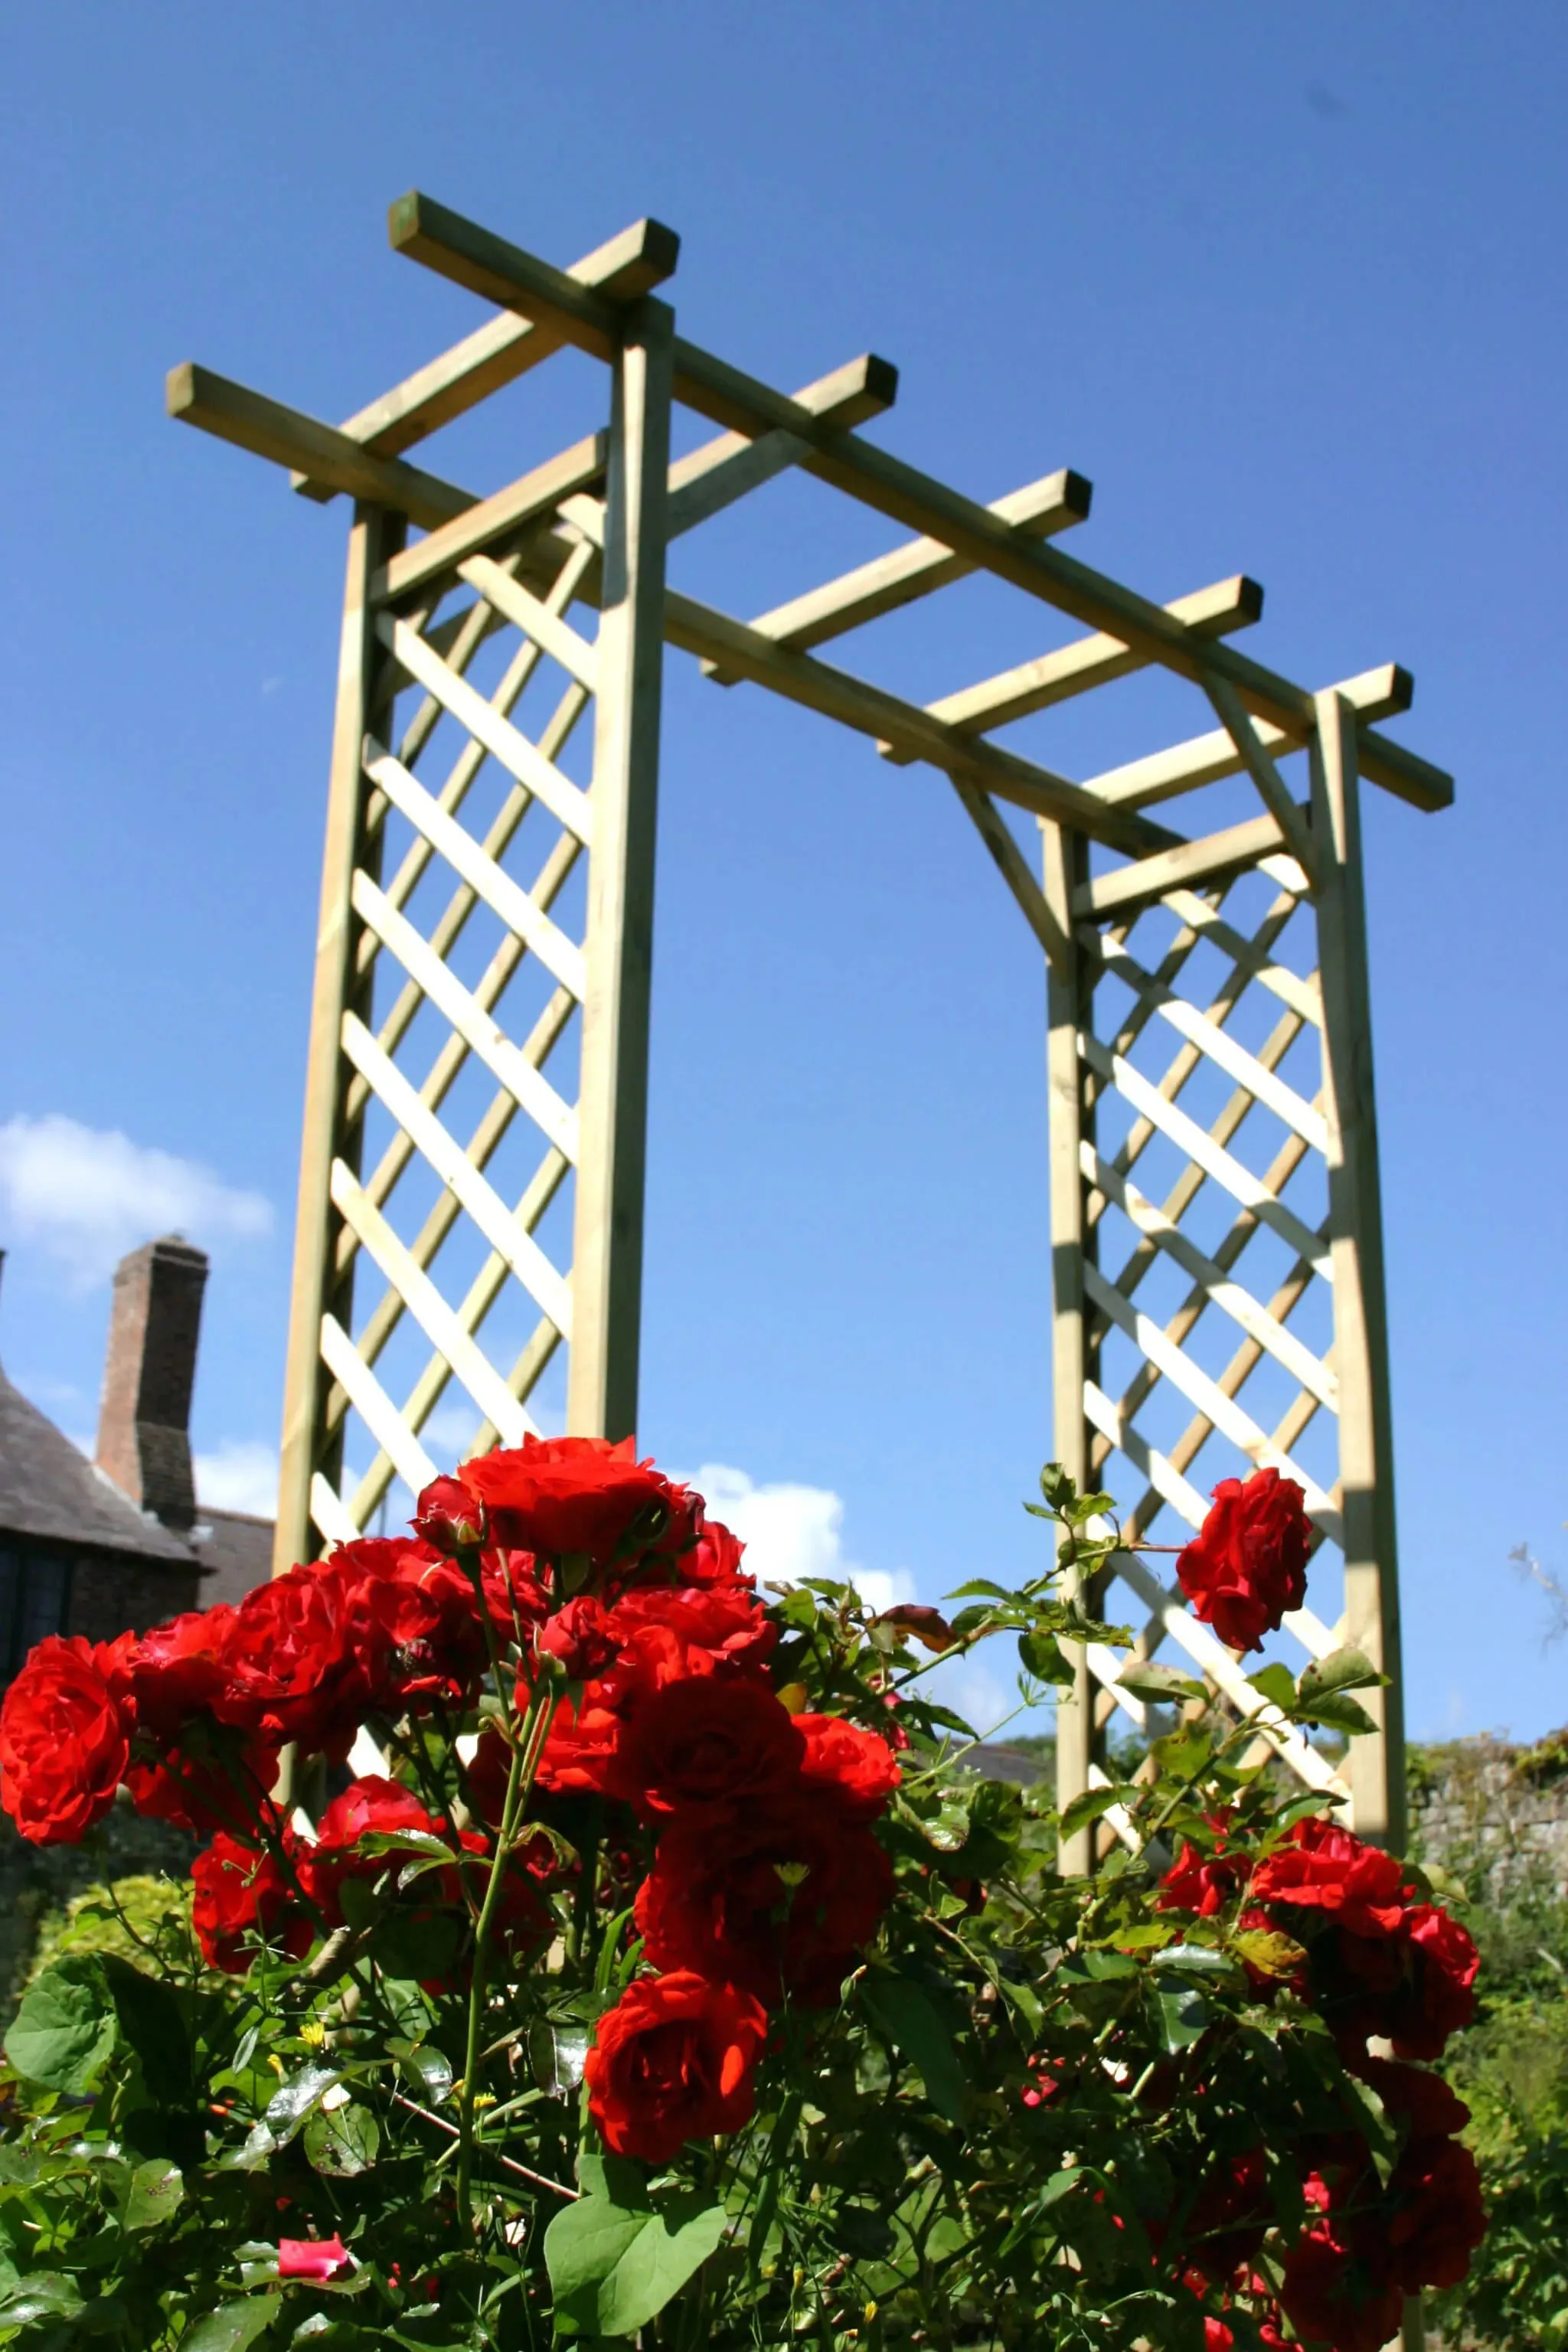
96;1236;210;1530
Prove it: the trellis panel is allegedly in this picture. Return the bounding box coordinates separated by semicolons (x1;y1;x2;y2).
1047;693;1405;1848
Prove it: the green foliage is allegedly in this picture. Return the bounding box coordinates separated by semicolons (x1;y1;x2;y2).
1427;1828;1568;2347
26;1877;192;1988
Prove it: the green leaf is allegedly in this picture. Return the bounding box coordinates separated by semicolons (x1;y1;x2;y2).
1037;1464;1076;1511
1295;1690;1378;1736
5;1959;118;2094
123;2157;184;2230
1057;1785;1142;1843
264;2065;341;2142
181;2298;283;2352
544;2190;727;2337
1298;1645;1384;1701
1067;1493;1116;1525
1155;1982;1211;2052
0;2272;85;2327
393;2042;453;2105
1248;1661;1298;1712
1017;1629;1075;1686
304;2102;380;2177
861;1972;967;2129
946;1579;1013;1602
355;1829;457;1864
1115;1660;1207;1704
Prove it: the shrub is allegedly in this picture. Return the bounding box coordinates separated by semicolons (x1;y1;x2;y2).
0;1448;1484;2350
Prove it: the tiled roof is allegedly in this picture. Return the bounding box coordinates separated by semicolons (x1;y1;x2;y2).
193;1508;275;1608
0;1367;195;1563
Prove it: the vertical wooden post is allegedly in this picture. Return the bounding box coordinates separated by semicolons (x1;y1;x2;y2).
1310;689;1406;1851
1042;818;1098;1870
273;503;395;1574
567;299;675;1442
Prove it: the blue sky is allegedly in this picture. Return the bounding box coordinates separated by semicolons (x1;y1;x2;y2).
1;5;1564;1743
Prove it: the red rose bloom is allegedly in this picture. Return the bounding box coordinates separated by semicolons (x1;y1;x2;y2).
534;1597;620;1682
458;1436;673;1566
679;1515;750;1589
1176;1468;1312;1653
109;1608;232;1737
1380;2132;1485;2291
1280;2210;1403;2352
338;1539;487;1710
192;1830;311;1973
1159;1814;1249;1919
214;1564;361;1759
0;1635;129;1844
1248;1817;1409;1939
604;1583;777;1681
584;1970;768;2164
301;1775;444;1926
609;1675;805;1818
636;1794;893;2007
1389;1902;1479;2059
1353;2055;1469;2141
795;1713;901;1821
1184;2146;1271;2286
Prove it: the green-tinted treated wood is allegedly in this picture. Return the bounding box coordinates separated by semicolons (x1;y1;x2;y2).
1311;690;1406;1851
567;300;675;1442
167;363;473;529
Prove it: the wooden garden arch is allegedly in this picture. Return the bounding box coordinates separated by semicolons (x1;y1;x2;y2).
169;194;1451;1865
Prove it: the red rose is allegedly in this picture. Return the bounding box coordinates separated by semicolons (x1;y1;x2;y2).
679;1514;750;1589
214;1564;362;1759
1388;1902;1478;2059
636;1793;893;2007
535;1597;620;1682
1279;2212;1403;2352
338;1540;487;1710
1380;2132;1485;2291
1176;1468;1311;1653
1158;1817;1249;1919
107;1608;232;1737
192;1830;311;1973
301;1775;443;1926
608;1675;805;1818
1249;1817;1409;1939
410;1475;488;1553
795;1713;901;1821
604;1583;777;1681
1353;2055;1468;2141
458;1436;673;1567
0;1635;129;1844
584;1970;768;2163
1183;2146;1271;2286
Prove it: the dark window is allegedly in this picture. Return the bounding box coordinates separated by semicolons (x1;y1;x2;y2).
0;1547;74;1681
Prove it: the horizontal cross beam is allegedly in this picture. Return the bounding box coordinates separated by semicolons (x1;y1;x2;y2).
388;191;1451;814
292;216;681;499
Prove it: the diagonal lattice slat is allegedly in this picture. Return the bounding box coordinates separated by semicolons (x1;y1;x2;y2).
1054;843;1359;1816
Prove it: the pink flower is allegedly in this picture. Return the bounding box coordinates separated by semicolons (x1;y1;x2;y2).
279;2235;352;2281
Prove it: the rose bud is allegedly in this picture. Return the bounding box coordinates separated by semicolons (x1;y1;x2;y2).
412;1476;488;1554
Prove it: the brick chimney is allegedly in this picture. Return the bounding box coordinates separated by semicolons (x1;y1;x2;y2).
95;1236;210;1530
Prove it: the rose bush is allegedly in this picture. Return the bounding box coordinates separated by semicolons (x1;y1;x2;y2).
0;1439;1485;2351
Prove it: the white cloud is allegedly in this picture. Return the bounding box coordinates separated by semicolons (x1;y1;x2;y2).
688;1462;914;1613
196;1440;279;1518
0;1115;273;1291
